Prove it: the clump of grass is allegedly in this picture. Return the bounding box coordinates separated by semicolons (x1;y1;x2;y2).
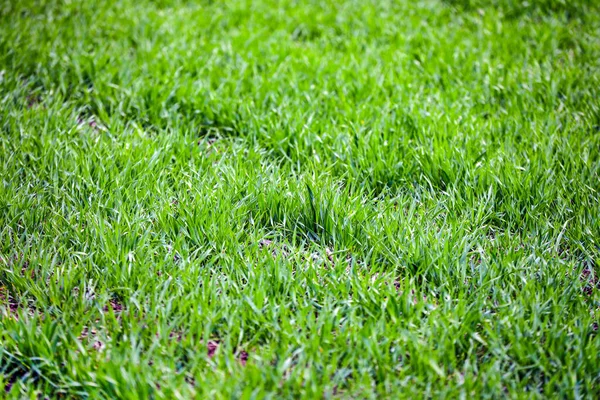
1;0;599;397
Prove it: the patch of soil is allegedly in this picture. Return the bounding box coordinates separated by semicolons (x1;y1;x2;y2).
92;340;105;351
238;350;249;366
580;262;599;296
205;341;248;366
169;330;184;342
26;94;41;108
78;325;108;352
207;341;218;358
103;299;124;313
77;114;104;132
3;374;17;394
78;326;97;340
185;374;196;386
0;287;20;317
258;239;290;258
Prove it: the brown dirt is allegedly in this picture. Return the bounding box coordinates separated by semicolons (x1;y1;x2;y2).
580;262;599;296
103;299;124;313
207;341;218;358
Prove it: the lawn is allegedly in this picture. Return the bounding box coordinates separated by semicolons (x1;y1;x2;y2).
1;0;599;398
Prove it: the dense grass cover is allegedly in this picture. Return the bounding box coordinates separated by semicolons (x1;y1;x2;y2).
1;0;599;397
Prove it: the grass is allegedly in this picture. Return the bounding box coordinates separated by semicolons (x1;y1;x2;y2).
0;0;599;397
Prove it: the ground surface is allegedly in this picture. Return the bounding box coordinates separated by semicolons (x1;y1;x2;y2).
1;0;599;398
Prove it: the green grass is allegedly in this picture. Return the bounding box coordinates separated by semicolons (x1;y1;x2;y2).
1;0;599;398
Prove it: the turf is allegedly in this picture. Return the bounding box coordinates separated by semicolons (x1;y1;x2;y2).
1;0;599;398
